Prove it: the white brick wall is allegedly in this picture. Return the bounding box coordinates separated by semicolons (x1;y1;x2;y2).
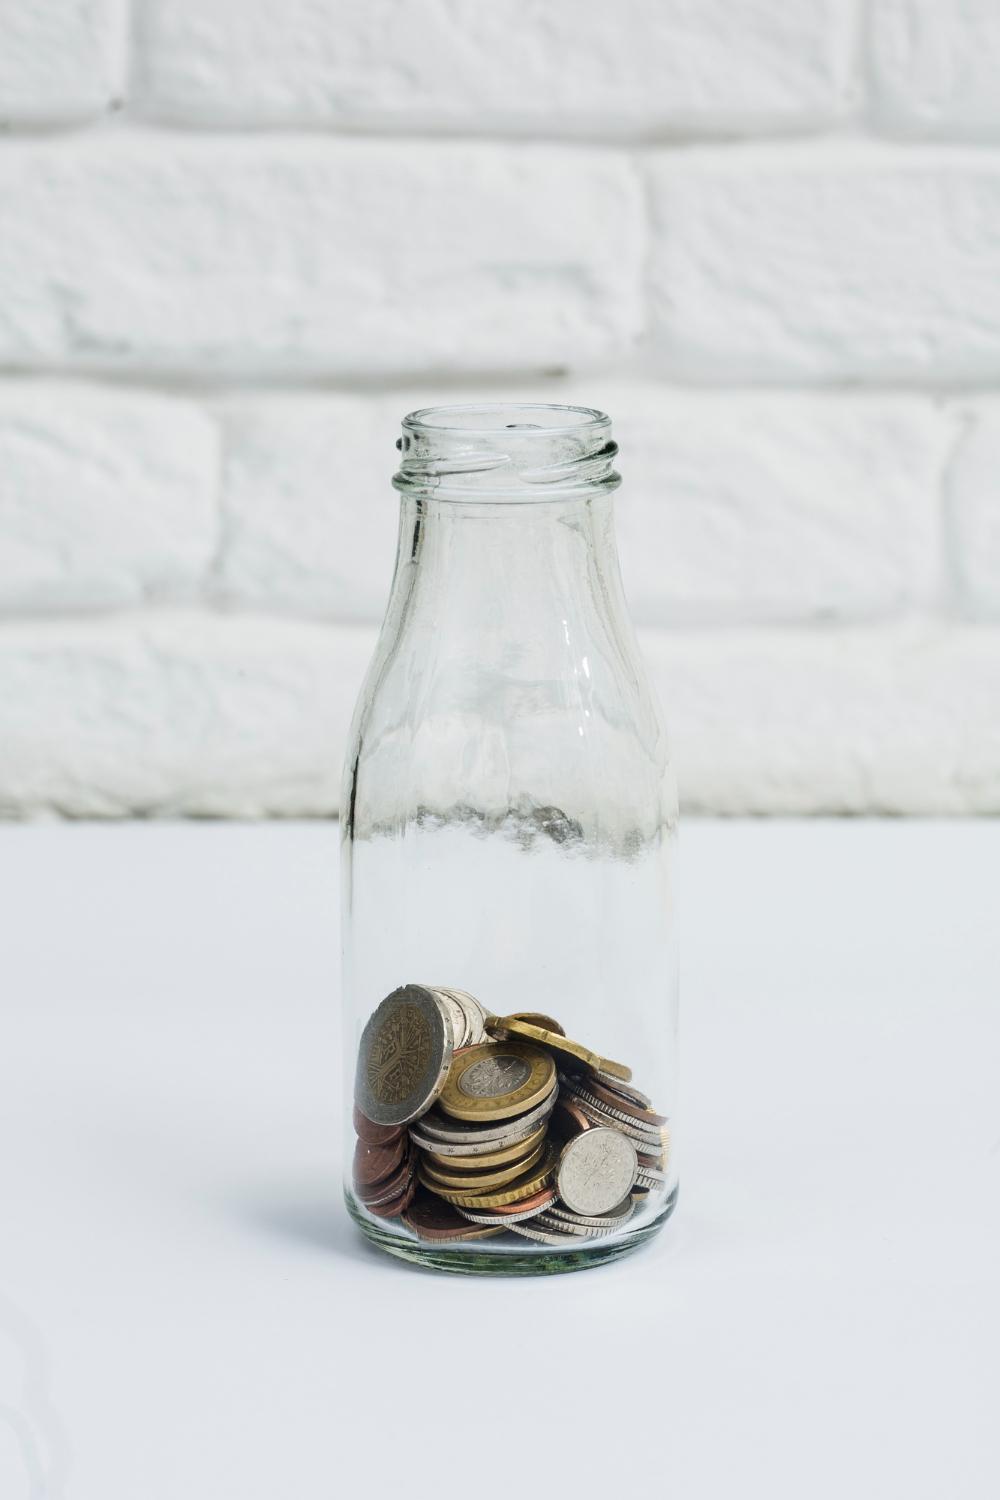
1;0;999;816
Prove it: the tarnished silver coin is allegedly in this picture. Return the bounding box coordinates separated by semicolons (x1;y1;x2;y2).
546;1198;635;1230
556;1127;638;1216
354;984;453;1126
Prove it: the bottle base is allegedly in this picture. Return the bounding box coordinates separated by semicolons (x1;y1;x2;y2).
345;1184;678;1276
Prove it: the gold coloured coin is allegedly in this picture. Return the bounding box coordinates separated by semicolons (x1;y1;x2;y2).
437;1041;556;1123
423;1146;558;1209
418;1137;546;1191
505;1012;566;1036
422;1121;548;1171
486;1016;632;1083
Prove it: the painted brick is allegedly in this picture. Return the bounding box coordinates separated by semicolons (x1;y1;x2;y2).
0;138;642;377
870;0;1000;138
134;0;854;135
945;405;1000;616
0;0;125;125
0;385;217;611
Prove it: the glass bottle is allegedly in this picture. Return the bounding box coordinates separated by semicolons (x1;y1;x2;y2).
342;404;678;1274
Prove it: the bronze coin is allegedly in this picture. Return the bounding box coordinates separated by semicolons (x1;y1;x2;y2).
586;1077;668;1127
475;1185;557;1217
552;1098;592;1137
353;1134;406;1189
353;1104;405;1146
366;1175;417;1219
402;1189;505;1241
356;1145;414;1205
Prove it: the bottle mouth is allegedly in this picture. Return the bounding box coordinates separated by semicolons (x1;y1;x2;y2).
394;403;620;502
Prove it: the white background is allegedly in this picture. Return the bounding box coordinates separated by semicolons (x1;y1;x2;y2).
2;820;998;1498
1;0;999;815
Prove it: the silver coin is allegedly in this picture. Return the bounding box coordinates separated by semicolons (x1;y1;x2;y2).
533;1212;626;1239
570;1096;664;1153
408;1092;556;1153
556;1128;638;1216
354;984;453;1126
561;1080;664;1141
427;987;470;1049
546;1197;635;1229
635;1166;667;1188
456;1198;554;1226
507;1221;577;1244
440;988;490;1046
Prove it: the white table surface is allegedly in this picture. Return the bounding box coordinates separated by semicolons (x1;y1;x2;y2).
1;820;998;1500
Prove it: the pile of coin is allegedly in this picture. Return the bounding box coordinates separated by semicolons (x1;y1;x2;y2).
352;984;670;1248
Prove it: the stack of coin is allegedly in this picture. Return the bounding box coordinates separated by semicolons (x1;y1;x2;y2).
352;985;671;1246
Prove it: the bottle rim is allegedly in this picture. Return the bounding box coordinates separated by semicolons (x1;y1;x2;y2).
394;402;621;502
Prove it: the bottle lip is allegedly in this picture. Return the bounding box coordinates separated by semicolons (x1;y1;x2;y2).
394;402;620;502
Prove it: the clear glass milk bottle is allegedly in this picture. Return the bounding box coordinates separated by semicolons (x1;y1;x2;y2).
342;404;677;1274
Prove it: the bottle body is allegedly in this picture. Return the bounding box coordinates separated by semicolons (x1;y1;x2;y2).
342;405;677;1273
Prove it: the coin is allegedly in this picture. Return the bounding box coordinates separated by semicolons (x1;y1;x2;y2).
437;1041;556;1123
427;987;470;1049
421;1121;549;1170
593;1073;653;1108
425;1146;558;1209
546;1197;635;1230
439;988;491;1045
419;1137;546;1191
352;1105;405;1147
551;1097;592;1138
455;1189;557;1225
486;1016;631;1083
567;1092;665;1152
582;1076;668;1127
456;1186;557;1221
355;1146;414;1205
556;1128;638;1216
355;984;453;1126
561;1078;663;1135
353;1134;406;1189
504;1012;566;1036
634;1164;667;1188
409;1090;556;1151
365;1174;418;1219
403;1191;505;1241
534;1212;625;1239
507;1221;577;1244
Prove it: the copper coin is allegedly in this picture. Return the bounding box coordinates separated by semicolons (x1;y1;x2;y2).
585;1077;668;1127
402;1190;504;1241
353;1104;405;1146
353;1134;406;1189
356;1146;414;1205
552;1098;592;1137
366;1175;417;1219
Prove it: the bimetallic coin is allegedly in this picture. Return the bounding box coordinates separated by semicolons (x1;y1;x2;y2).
352;1105;405;1147
421;1121;549;1171
418;1137;546;1191
486;1017;631;1083
438;1042;556;1123
408;1090;556;1151
355;984;453;1127
557;1128;638;1216
353;1134;406;1189
425;1146;558;1209
402;1191;504;1241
